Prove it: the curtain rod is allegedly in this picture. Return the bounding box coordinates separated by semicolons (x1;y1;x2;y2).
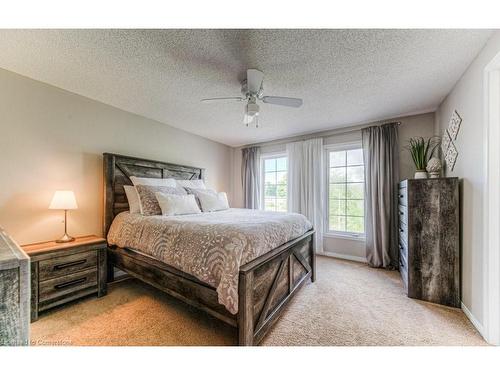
242;121;401;149
361;121;401;130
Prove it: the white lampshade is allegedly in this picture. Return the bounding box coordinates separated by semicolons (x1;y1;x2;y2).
49;190;78;210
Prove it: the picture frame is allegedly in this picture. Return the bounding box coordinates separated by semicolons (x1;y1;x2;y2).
441;130;452;154
448;110;462;140
445;141;458;171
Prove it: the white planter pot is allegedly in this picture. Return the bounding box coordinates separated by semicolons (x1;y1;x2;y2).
414;170;428;179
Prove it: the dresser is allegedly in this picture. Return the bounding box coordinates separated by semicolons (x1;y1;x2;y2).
22;235;107;321
398;178;460;307
0;227;30;346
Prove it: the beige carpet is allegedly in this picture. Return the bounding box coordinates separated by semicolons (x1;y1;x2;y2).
31;256;486;346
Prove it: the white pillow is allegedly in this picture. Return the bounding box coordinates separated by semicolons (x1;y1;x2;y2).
130;176;177;187
176;179;207;190
155;192;201;216
195;190;229;212
124;185;141;214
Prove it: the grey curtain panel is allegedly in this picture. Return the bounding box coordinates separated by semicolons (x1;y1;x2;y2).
362;123;400;269
241;147;261;209
286;138;324;252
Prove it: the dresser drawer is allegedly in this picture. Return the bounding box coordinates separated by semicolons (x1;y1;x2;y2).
39;250;97;281
398;187;407;206
39;268;97;303
398;204;408;225
399;257;408;291
398;220;408;243
399;239;408;267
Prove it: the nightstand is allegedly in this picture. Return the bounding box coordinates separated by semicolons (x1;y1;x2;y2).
22;235;107;322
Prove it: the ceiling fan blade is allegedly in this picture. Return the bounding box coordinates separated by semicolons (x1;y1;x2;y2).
247;69;264;94
201;97;244;103
262;96;303;108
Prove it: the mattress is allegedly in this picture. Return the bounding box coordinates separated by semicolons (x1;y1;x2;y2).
107;208;312;314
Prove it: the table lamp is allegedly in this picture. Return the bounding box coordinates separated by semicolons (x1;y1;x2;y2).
49;190;78;243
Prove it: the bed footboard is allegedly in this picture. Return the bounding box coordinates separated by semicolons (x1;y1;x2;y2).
107;229;315;346
238;230;315;346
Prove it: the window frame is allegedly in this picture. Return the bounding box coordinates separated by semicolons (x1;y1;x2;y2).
260;152;288;212
324;141;366;240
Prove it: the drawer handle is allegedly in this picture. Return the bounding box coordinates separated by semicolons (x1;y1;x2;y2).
53;259;87;270
54;277;87;290
399;211;404;215
400;228;404;232
399;194;404;198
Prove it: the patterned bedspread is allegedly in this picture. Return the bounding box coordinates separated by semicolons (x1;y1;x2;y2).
107;208;312;314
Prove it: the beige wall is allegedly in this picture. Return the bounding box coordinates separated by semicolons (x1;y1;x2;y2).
435;31;500;327
0;68;232;245
231;112;436;260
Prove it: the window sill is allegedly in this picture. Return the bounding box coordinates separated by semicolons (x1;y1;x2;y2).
323;232;366;242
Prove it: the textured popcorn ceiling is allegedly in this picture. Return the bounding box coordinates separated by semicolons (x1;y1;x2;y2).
0;29;492;146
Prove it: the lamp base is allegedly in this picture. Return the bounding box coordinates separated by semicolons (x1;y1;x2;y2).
55;233;75;243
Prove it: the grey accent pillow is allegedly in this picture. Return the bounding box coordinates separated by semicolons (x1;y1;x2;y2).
135;185;187;216
183;187;216;210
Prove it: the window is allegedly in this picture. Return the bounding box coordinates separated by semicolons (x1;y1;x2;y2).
327;146;365;235
261;155;288;212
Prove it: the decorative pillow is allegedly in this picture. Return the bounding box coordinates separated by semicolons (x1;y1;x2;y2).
189;189;229;212
183;187;215;209
130;176;177;187
155;192;201;216
124;185;141;214
135;185;187;215
176;179;207;190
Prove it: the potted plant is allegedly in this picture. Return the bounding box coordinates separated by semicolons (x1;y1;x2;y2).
406;136;440;179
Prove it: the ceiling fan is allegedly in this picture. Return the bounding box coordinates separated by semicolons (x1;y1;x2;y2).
201;69;303;127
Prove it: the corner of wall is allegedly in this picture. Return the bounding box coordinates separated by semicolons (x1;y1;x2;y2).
461;301;485;339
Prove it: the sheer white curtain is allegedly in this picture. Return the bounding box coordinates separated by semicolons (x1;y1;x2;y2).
286;138;324;252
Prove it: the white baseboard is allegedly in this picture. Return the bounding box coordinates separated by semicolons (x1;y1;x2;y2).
317;251;367;263
461;301;485;339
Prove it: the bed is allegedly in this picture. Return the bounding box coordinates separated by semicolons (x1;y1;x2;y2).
103;153;316;345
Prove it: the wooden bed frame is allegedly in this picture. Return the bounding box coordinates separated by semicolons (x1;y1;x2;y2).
103;153;316;346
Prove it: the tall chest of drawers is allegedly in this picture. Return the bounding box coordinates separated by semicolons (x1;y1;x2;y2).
398;178;460;307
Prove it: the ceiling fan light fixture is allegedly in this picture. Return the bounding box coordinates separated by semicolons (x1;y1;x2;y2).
202;68;302;129
243;113;254;125
244;113;259;128
246;102;259;117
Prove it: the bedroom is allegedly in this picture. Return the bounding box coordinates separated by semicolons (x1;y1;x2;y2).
1;1;500;374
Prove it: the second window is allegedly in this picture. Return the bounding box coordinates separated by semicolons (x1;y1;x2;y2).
327;147;365;235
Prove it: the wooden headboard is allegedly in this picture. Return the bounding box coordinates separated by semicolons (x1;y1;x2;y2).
103;153;205;235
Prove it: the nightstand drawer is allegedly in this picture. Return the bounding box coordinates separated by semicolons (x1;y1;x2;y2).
39;250;97;281
39;268;98;303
